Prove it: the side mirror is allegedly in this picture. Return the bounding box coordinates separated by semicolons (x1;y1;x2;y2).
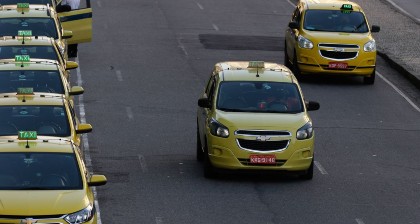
88;175;107;186
288;21;300;29
306;101;320;111
371;25;380;33
65;61;78;70
69;86;84;96
198;98;211;108
62;30;73;39
76;123;93;134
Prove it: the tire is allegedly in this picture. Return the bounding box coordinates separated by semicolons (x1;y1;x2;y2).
203;139;216;178
292;51;303;81
363;69;376;85
300;158;314;180
196;125;204;161
284;41;292;69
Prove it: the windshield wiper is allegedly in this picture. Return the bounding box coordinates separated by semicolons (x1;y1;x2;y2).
16;187;55;190
218;108;247;112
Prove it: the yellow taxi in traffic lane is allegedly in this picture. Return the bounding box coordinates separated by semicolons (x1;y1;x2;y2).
284;0;380;84
0;138;106;224
197;61;320;179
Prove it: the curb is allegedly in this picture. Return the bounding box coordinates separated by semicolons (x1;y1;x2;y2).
377;51;420;89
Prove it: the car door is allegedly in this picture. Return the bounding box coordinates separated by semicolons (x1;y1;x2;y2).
58;8;92;45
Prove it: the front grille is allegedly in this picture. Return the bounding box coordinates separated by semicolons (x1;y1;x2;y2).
235;130;290;136
238;158;286;166
319;44;359;48
237;139;289;151
320;50;358;60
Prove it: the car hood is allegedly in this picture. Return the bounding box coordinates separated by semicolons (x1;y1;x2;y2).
0;190;89;215
303;31;373;44
215;111;310;132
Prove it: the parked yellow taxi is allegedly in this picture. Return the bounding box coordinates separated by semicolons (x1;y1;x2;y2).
197;61;320;179
284;0;380;84
0;137;106;224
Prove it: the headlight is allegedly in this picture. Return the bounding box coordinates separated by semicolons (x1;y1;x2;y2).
298;35;313;49
364;40;376;52
209;118;229;138
296;122;313;140
64;205;95;224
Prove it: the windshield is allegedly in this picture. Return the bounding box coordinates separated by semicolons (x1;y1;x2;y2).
0;70;64;94
216;81;303;113
0;152;82;190
0;18;58;39
0;105;71;137
0;0;53;4
0;46;59;61
304;10;368;33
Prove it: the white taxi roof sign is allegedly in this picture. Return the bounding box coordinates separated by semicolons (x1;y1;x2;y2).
17;87;34;95
18;131;37;140
248;61;265;68
17;3;30;8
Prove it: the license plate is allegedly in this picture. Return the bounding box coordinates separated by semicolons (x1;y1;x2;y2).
249;155;276;164
328;62;348;69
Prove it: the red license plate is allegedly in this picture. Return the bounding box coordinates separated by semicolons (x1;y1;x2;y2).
328;62;348;69
249;155;276;164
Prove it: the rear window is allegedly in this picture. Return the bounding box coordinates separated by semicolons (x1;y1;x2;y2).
0;18;58;39
0;46;59;61
304;10;368;33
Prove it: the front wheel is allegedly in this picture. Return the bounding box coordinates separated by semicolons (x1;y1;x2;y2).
300;158;314;180
363;69;376;85
196;125;204;161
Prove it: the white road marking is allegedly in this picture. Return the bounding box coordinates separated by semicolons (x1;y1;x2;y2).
377;71;420;113
212;23;219;31
382;0;420;23
97;0;102;8
155;217;164;224
286;0;296;7
196;2;204;10
75;57;102;224
355;218;365;224
138;154;148;173
116;70;123;82
314;161;328;175
126;106;134;120
176;37;188;56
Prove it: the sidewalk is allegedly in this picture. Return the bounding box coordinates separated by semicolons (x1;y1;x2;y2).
354;0;420;88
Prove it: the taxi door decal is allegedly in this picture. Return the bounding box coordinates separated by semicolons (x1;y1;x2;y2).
59;8;92;45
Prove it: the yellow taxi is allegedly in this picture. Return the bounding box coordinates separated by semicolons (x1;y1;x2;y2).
0;36;78;69
0;137;106;224
284;0;380;84
0;3;92;57
0;58;84;99
0;92;92;148
196;61;320;179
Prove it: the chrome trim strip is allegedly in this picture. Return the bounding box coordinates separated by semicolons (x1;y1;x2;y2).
234;129;292;137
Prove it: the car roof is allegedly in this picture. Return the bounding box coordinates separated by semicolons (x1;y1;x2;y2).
0;5;54;18
0;94;66;106
0;139;75;153
215;61;297;83
0;36;55;46
0;61;61;71
300;0;362;11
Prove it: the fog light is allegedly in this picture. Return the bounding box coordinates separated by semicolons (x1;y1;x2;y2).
302;150;311;158
213;148;222;156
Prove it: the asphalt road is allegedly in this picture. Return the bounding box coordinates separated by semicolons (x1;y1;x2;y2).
382;0;420;23
73;0;420;223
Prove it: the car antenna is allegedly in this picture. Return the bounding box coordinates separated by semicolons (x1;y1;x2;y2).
256;64;260;77
26;138;30;148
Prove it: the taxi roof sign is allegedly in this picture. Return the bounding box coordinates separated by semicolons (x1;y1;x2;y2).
17;3;30;8
15;55;30;62
17;87;34;95
18;30;32;36
18;131;37;140
248;61;265;68
341;4;353;10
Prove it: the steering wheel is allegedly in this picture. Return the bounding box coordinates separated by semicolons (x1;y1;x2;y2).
38;121;62;132
39;174;68;186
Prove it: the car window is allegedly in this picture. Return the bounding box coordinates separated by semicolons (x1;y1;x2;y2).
0;105;71;137
216;81;303;113
303;10;368;33
0;152;82;190
0;70;64;94
0;46;60;61
0;18;59;39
